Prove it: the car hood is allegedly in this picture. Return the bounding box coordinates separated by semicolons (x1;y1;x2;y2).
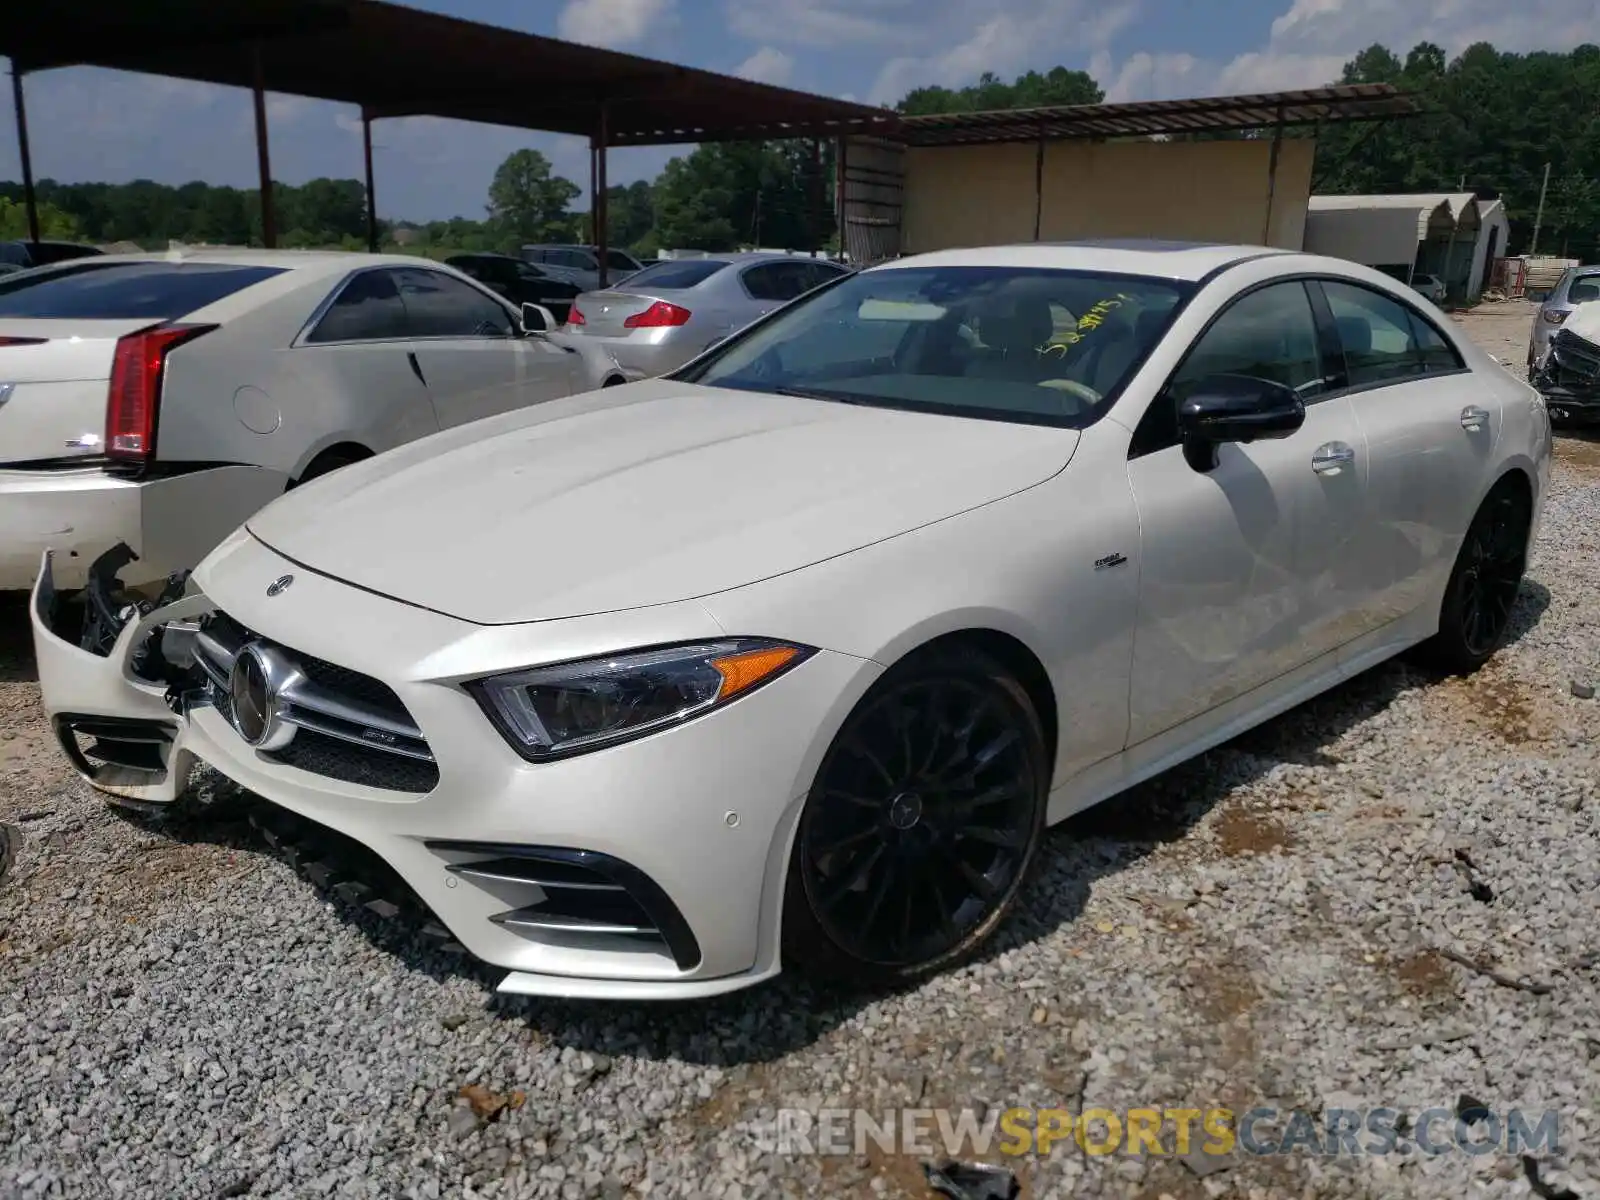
245;380;1078;625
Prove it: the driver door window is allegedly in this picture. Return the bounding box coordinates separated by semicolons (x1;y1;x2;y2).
393;268;516;339
395;267;568;430
1131;281;1326;458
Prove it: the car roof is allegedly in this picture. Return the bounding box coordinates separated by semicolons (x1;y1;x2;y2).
876;239;1290;282
77;249;469;280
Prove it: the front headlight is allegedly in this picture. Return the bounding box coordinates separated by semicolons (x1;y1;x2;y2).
469;639;813;760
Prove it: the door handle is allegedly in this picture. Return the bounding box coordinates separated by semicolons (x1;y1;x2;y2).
1311;442;1355;475
1460;405;1489;431
406;350;427;386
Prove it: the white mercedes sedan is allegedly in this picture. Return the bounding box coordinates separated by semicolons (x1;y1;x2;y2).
31;240;1551;1001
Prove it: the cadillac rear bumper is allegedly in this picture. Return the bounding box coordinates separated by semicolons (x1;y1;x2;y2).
0;464;286;592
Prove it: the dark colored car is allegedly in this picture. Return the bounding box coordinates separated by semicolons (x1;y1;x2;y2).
444;253;583;324
520;244;645;292
0;240;105;271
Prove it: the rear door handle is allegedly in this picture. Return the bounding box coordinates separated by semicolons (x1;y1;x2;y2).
1460;405;1489;431
406;350;427;386
1311;442;1355;474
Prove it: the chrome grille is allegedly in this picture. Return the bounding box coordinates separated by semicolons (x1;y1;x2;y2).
191;612;439;793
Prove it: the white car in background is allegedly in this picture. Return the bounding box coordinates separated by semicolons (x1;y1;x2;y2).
0;250;624;591
32;241;1548;1000
1409;273;1446;304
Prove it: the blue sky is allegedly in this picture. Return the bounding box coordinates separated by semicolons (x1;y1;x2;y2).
2;0;1594;221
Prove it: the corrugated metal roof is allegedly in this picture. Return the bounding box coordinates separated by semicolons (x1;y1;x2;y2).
0;0;898;146
895;84;1417;146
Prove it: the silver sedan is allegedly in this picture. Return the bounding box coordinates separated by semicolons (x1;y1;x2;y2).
563;252;850;378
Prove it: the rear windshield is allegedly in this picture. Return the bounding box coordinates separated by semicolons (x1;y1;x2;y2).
0;261;286;320
617;260;728;290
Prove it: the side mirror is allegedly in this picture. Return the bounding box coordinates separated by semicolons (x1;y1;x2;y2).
1177;374;1305;472
521;302;554;334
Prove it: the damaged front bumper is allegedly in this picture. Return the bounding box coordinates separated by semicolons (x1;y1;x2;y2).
30;539;862;1000
1534;332;1600;423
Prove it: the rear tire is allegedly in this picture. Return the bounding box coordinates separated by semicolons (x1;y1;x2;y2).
781;644;1048;988
1414;481;1531;675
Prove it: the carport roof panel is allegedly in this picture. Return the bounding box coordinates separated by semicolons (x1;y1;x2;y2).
896;84;1419;146
0;0;900;145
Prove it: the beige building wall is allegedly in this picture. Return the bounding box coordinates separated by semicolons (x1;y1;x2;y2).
901;138;1315;254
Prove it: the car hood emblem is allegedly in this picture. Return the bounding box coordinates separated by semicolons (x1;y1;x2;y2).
266;574;294;597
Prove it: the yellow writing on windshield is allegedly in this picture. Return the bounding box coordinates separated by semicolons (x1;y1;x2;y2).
1037;293;1134;358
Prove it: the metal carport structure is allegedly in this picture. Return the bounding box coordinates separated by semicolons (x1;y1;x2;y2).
1;0;897;283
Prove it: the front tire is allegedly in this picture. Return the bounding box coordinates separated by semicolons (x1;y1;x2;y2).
1416;481;1531;674
782;644;1048;987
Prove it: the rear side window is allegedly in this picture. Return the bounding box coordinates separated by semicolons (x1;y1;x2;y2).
622;260;729;290
1322;280;1460;386
743;261;815;302
0;261;285;320
803;262;848;291
606;251;639;272
306;269;409;343
1569;276;1600;304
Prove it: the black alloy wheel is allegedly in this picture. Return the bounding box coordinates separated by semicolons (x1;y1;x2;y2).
1417;481;1531;674
783;645;1047;984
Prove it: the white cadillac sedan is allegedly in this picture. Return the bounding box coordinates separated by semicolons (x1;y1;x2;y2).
0;250;624;592
31;240;1550;1001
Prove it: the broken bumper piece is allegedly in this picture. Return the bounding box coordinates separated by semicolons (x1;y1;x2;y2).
29;538;844;1000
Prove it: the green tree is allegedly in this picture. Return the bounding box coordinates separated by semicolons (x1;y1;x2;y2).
0;196;81;240
653;140;834;251
486;149;581;244
897;66;1102;115
1315;40;1600;262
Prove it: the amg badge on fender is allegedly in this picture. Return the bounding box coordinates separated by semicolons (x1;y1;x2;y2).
1094;553;1128;570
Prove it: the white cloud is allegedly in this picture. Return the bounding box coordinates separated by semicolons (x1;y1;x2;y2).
733;46;795;86
866;0;1139;106
556;0;674;49
1089;0;1596;106
1264;0;1600;57
725;0;913;50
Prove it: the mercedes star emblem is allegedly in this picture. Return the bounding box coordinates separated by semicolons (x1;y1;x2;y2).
266;574;294;597
225;644;298;751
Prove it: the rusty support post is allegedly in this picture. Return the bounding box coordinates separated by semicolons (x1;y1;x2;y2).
1034;122;1046;241
594;103;609;288
1261;104;1285;246
252;45;276;248
362;107;378;252
809;137;823;255
835;134;849;263
10;66;40;246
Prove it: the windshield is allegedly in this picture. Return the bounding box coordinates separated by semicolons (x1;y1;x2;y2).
679;265;1192;426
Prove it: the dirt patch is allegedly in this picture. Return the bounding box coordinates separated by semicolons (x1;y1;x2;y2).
1395;949;1459;1003
1188;962;1260;1024
1427;669;1550;746
1212;807;1297;857
1554;435;1600;476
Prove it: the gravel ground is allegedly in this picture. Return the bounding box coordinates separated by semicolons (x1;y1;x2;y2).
2;300;1597;1200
